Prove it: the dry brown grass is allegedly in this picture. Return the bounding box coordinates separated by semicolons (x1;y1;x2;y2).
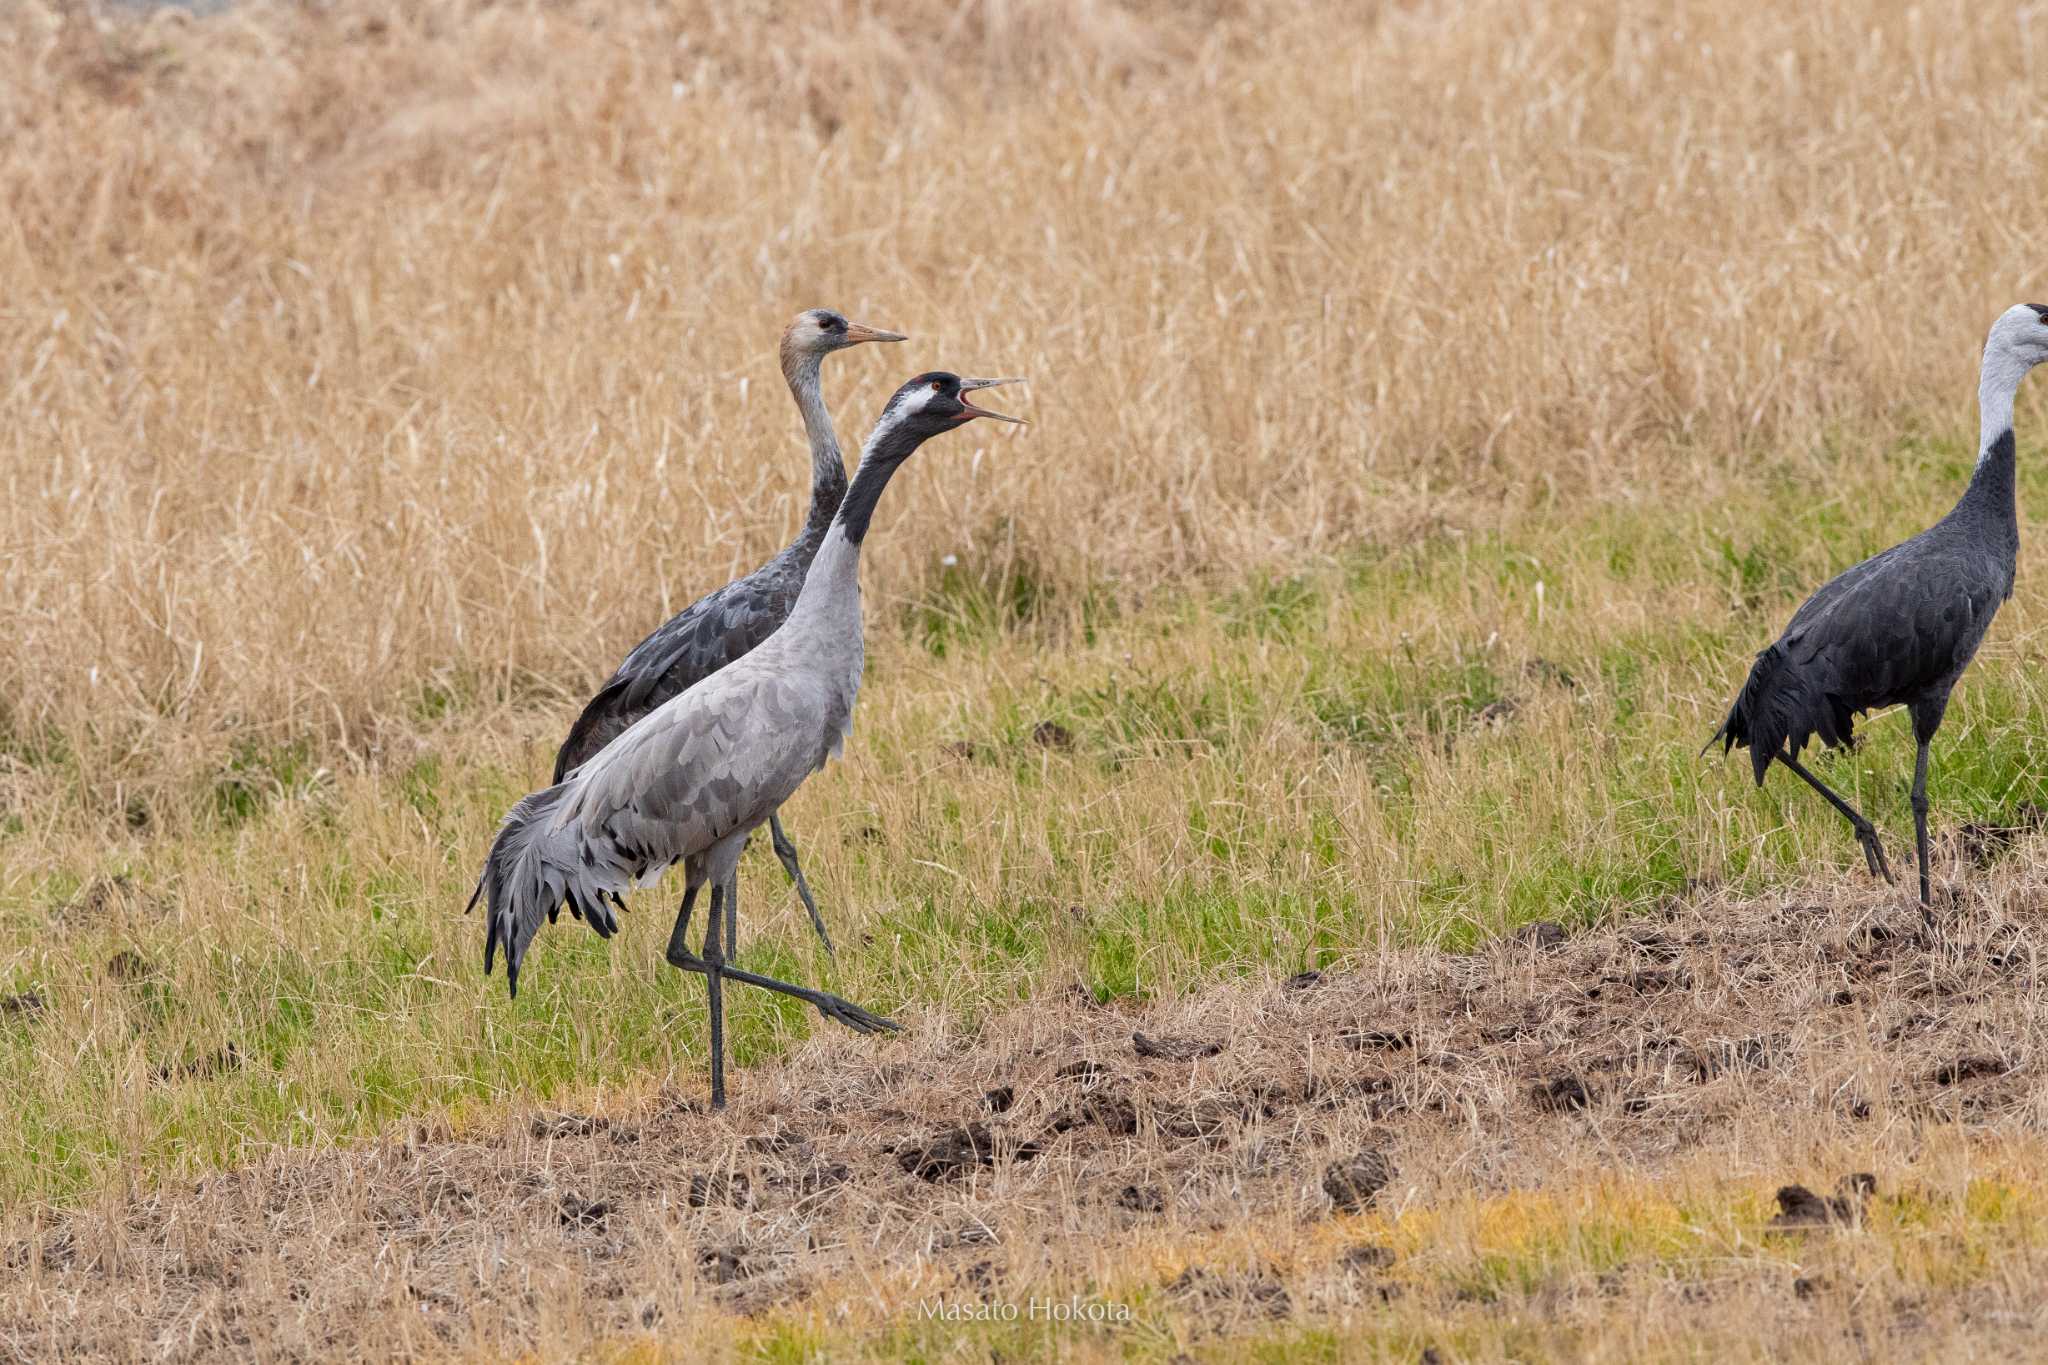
4;0;2048;814
7;878;2048;1361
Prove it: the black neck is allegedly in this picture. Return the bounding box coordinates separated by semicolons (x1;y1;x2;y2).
835;423;932;545
1959;428;2018;527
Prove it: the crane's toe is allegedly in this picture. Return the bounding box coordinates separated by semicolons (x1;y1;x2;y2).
813;993;900;1035
1855;825;1895;884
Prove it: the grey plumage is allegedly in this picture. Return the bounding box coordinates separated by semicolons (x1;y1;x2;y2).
552;309;902;782
551;566;802;784
481;666;843;995
473;371;1026;1108
549;309;904;960
1709;303;2048;905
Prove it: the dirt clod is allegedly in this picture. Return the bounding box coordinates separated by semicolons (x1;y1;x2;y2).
1323;1150;1393;1213
794;1160;850;1197
897;1125;998;1181
686;1172;752;1209
1117;1183;1165;1213
1133;1031;1222;1061
1031;720;1075;749
1516;920;1569;949
0;992;42;1020
1931;1056;2008;1086
982;1085;1016;1114
1053;1093;1138;1136
1532;1075;1593;1112
1341;1243;1396;1272
104;951;151;983
55;876;160;931
698;1246;746;1284
532;1112;607;1139
1340;1028;1413;1051
1952;804;2046;866
153;1042;241;1084
556;1193;614;1229
1284;970;1324;991
1167;1266;1292;1318
1770;1174;1875;1230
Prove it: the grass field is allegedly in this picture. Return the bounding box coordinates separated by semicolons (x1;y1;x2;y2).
5;0;2048;1359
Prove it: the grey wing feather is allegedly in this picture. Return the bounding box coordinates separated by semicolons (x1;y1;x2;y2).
481;670;827;996
552;556;802;783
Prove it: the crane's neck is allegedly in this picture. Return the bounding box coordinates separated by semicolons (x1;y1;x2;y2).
782;347;849;550
1959;346;2026;538
1978;343;2030;466
785;417;932;629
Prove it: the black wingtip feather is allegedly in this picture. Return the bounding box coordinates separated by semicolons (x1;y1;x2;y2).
1711;637;1858;787
472;782;628;1001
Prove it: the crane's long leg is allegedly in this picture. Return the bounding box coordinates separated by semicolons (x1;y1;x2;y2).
703;883;728;1110
1776;748;1895;884
769;811;835;957
664;884;699;964
1910;739;1933;910
664;947;897;1036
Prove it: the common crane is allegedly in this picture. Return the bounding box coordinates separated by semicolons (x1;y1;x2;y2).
473;372;1026;1109
1708;303;2048;906
551;309;904;960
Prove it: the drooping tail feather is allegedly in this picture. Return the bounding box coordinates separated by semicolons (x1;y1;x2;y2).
1705;641;1856;786
471;783;622;998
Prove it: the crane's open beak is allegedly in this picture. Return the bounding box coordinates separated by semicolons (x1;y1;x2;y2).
844;322;908;344
956;376;1027;424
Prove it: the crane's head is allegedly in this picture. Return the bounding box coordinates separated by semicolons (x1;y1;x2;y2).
874;372;1027;445
781;308;906;365
1987;303;2048;368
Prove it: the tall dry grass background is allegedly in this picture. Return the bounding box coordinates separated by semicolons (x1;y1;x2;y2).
3;0;2046;821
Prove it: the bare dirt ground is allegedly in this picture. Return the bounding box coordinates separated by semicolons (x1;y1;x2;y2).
7;864;2048;1362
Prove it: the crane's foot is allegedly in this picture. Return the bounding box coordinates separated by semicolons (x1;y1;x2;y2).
795;988;898;1036
664;948;900;1037
1853;822;1894;884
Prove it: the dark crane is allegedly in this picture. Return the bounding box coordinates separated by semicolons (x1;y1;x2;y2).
552;309;903;959
473;373;1026;1109
1708;303;2048;905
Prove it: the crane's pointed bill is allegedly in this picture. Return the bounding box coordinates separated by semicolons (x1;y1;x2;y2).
844;322;908;344
956;377;1027;424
